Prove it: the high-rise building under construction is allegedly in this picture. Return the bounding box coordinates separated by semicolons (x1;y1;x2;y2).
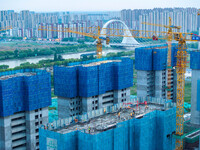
54;57;133;119
190;51;200;125
135;44;177;102
0;69;51;150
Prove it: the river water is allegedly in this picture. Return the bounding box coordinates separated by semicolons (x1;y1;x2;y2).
0;49;128;68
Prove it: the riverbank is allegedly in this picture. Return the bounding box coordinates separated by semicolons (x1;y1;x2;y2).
0;48;128;68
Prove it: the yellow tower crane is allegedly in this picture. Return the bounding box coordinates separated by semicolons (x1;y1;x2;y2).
142;16;200;149
38;22;200;150
142;17;181;101
38;26;109;58
0;26;12;32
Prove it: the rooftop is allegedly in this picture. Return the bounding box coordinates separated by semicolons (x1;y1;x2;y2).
0;72;36;80
43;97;175;135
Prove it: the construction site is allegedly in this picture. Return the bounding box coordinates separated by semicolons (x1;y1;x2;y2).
36;11;200;150
40;97;176;150
0;9;200;150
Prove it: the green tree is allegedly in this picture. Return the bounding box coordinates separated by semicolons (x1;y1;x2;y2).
54;53;58;61
14;49;19;58
77;39;85;44
18;52;27;58
58;55;63;61
0;65;9;69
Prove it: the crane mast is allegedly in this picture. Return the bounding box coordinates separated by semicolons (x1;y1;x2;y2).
175;36;187;150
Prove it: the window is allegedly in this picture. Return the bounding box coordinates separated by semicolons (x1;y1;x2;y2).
92;101;94;104
40;114;42;117
35;129;39;133
95;106;98;110
121;94;124;97
35;115;39;119
35;109;38;112
95;100;98;104
35;122;39;126
92;107;94;110
40;121;42;124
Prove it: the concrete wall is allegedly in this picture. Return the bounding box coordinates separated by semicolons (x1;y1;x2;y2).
58;97;81;119
0;107;48;150
137;70;155;98
191;70;200;125
0;116;12;150
58;88;130;119
137;69;177;102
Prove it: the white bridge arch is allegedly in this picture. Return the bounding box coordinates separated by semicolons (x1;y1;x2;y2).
100;19;139;46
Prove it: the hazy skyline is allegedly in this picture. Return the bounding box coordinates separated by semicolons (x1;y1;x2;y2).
0;0;200;12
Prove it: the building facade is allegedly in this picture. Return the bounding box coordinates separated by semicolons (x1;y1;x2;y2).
190;51;200;125
135;44;177;102
0;69;51;150
54;58;133;119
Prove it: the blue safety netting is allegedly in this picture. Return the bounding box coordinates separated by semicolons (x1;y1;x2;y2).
197;80;200;111
40;107;176;150
49;98;58;123
79;65;99;97
54;66;78;98
153;48;168;70
171;45;178;67
190;51;200;69
135;44;178;71
0;69;51;117
135;47;153;71
54;57;133;98
39;129;78;150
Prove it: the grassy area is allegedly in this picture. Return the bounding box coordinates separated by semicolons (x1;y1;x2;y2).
184;81;191;103
0;41;61;51
130;69;137;95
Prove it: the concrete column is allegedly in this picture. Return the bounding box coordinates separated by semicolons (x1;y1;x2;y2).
0;116;12;150
190;70;200;125
137;70;155;98
155;71;163;98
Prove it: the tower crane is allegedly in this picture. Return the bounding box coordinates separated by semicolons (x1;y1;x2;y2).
0;26;12;32
142;17;181;102
38;20;200;150
38;26;110;58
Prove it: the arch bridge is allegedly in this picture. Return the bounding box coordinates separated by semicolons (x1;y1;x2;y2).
99;19;140;47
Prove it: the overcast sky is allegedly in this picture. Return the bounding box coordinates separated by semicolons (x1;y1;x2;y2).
0;0;199;12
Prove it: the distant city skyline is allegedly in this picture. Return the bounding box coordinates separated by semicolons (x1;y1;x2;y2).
0;0;200;12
